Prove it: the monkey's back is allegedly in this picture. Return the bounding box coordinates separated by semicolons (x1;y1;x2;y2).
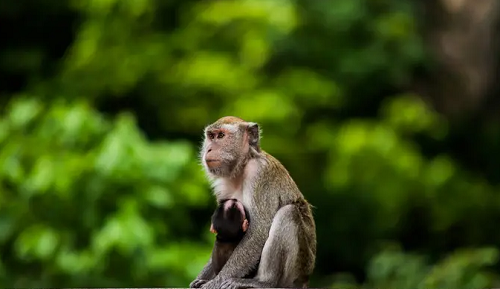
211;241;239;275
261;152;318;285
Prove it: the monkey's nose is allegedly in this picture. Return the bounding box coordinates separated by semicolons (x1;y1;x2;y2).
207;149;212;153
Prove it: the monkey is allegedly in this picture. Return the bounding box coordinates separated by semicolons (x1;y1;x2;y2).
210;198;250;275
189;116;317;289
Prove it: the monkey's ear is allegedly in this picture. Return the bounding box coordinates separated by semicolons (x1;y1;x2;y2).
242;219;249;232
247;122;260;150
210;223;217;234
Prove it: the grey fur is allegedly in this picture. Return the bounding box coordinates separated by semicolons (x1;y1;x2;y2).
190;116;317;289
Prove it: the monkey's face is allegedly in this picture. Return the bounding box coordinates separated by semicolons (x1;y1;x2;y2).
211;199;248;241
201;116;258;178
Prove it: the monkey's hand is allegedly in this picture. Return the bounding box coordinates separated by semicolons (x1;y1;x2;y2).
190;279;209;288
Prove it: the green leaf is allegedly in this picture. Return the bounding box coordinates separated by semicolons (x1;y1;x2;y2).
15;225;59;261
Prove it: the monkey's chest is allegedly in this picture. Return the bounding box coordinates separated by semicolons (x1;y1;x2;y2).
214;179;253;207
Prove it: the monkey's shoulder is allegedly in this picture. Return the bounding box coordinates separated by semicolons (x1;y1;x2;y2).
257;153;297;184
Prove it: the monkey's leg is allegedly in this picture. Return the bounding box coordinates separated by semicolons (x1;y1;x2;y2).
221;204;304;289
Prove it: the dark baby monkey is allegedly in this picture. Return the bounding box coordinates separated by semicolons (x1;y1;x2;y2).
210;198;250;275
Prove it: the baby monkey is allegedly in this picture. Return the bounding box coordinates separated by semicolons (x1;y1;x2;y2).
210;198;250;275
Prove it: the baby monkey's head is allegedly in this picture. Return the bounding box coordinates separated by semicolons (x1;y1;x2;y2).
210;198;249;241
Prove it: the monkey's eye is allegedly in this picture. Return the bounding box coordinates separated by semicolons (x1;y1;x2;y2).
217;132;225;139
207;132;215;140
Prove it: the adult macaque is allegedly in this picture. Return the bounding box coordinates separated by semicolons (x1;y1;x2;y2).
190;116;317;289
210;198;250;275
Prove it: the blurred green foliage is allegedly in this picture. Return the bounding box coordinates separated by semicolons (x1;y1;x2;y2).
1;0;500;288
1;97;212;286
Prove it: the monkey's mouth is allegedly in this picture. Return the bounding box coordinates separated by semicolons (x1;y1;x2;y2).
205;159;221;168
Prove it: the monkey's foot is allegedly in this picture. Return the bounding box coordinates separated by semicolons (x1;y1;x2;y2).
220;278;269;289
199;279;222;289
190;279;209;288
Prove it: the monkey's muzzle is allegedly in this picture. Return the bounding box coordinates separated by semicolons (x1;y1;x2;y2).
205;159;221;169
